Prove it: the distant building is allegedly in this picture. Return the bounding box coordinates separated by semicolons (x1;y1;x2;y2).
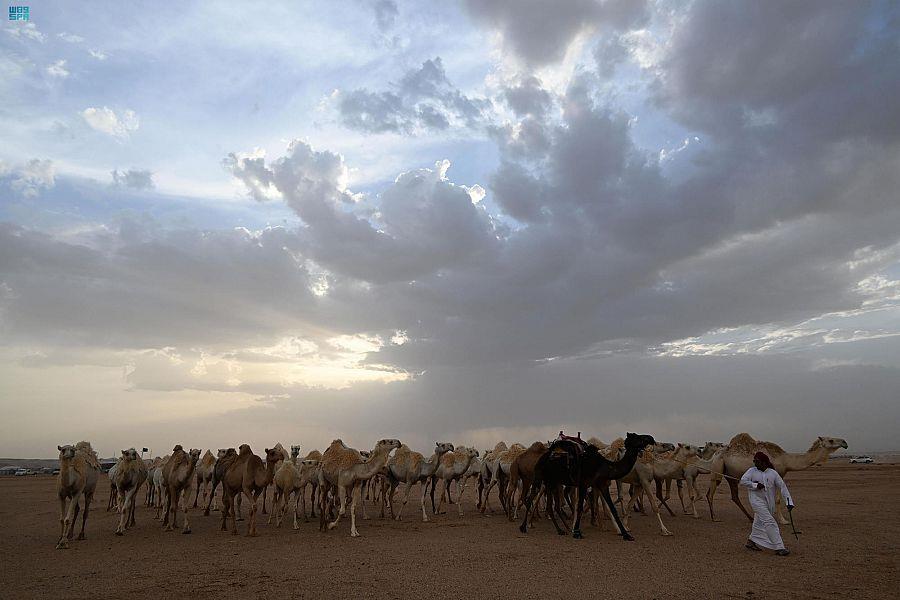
0;466;19;476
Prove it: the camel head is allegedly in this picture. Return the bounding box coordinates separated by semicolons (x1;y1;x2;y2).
812;436;849;451
238;444;252;456
189;448;201;464
653;442;676;453
624;433;656;452
57;444;76;460
291;445;302;459
216;448;228;460
121;448;140;461
264;447;284;463
435;442;455;455
459;446;479;458
374;439;402;453
359;450;372;462
675;443;700;459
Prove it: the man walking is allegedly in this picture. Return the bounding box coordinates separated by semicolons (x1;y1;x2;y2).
740;451;794;556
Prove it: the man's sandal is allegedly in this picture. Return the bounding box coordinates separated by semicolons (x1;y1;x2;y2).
776;549;791;556
745;541;762;551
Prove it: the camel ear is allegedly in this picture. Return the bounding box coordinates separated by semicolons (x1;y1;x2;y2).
265;448;271;453
58;445;64;451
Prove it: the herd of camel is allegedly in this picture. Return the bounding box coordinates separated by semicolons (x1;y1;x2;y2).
53;432;848;548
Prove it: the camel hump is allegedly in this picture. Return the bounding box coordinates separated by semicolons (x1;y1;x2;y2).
74;441;101;469
587;437;606;449
727;433;785;456
492;441;508;454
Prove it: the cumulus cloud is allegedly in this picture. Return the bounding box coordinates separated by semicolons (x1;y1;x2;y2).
57;32;84;43
111;168;154;190
81;106;139;139
88;49;107;60
336;57;491;134
1;159;55;198
5;23;45;43
45;59;69;78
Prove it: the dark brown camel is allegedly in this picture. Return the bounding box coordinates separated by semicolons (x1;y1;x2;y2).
220;445;282;536
519;432;656;541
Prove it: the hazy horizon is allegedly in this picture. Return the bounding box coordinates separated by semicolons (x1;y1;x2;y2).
2;1;899;458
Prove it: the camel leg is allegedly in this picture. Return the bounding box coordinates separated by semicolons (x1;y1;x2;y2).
327;484;347;530
56;496;69;549
128;487;138;527
204;480;216;516
349;483;361;537
655;479;676;517
75;493;91;541
436;479;449;515
706;475;721;521
396;481;414;521
309;483;318;518
181;487;192;534
774;491;790;525
600;484;632;541
244;488;258;537
116;489;128;535
518;481;536;534
293;490;301;530
267;488;279;525
192;477;200;508
260;484;268;515
545;487;566;535
643;482;673;536
480;478;497;514
726;477;753;521
572;485;588;539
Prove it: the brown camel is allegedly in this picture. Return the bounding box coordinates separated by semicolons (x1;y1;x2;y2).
113;448;148;535
161;445;201;534
504;441;548;520
55;442;100;549
204;448;238;516
220;444;282;536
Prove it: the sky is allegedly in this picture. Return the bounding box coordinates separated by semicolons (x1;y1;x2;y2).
1;0;898;458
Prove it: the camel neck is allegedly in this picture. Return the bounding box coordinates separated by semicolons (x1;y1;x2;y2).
609;446;642;479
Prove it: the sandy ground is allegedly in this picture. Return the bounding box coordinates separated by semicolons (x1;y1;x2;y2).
0;462;897;600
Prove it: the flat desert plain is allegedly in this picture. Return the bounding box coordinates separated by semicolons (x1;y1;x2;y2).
0;462;897;600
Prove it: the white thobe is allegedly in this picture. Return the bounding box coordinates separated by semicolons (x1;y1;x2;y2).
739;466;794;550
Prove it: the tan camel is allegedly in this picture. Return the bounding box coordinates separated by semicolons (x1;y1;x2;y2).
55;442;100;549
192;450;216;508
145;456;163;507
152;454;171;518
220;444;282;536
112;448;148;535
106;461;120;512
384;442;454;522
319;438;401;537
433;446;479;516
678;442;725;517
706;433;848;523
458;452;485;512
272;459;320;528
616;445;694;536
478;441;509;514
481;443;525;515
161;445;201;534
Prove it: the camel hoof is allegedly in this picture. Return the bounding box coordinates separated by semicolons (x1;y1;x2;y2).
662;531;674;536
327;522;337;530
350;531;360;538
182;529;191;534
115;530;123;536
622;533;635;541
76;533;85;541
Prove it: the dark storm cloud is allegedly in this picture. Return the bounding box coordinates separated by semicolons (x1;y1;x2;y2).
463;0;649;66
336;57;491;134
